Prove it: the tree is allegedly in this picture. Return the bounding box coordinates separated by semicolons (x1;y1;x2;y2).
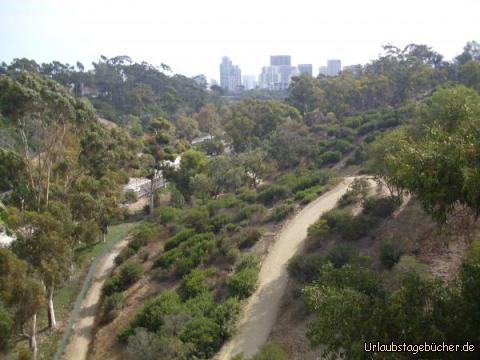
238;150;272;189
0;248;44;359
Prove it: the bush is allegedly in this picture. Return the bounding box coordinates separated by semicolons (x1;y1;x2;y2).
103;275;122;296
319;150;342;165
128;237;146;252
235;253;260;271
182;207;211;232
362;197;399;218
379;239;403;269
252;342;288;360
102;292;123;323
239;228;264;249
287;254;325;283
164;228;195;251
238;189;257;203
307;218;330;238
237;204;266;222
322;208;353;230
211;213;235;233
179;269;211;300
124;190;138;204
131;222;157;244
270;202;295;222
115;247;136;266
154;206;180;225
119;262;143;288
326;244;356;268
179;316;222;359
338;215;376;241
228;268;259;299
257;185;290;205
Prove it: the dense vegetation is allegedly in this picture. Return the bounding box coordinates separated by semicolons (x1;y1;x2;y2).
1;40;480;360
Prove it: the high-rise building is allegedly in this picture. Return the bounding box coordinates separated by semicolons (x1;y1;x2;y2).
297;64;313;76
243;75;257;90
219;56;242;92
260;55;297;90
327;59;341;76
270;55;291;66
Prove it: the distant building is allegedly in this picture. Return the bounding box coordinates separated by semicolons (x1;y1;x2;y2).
297;64;313;76
270;55;291;66
193;74;208;88
210;79;219;87
318;59;342;77
220;56;242;92
243;75;257;90
260;55;298;90
319;66;329;76
327;59;341;76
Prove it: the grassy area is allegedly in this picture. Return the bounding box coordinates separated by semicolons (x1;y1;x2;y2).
8;221;139;360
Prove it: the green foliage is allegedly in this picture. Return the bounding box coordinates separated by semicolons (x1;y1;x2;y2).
114;247;136;266
154;206;181;225
307;218;330;238
179;269;212;301
326;244;357;268
287;254;325;283
270;202;295;222
362;196;399;218
101;292;123;323
228;268;259;299
250;342;289;360
379;239;404;269
239;228;264;249
257;185;290;205
119;262;143;288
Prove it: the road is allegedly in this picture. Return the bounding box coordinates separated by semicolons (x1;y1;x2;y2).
216;177;356;359
62;237;130;360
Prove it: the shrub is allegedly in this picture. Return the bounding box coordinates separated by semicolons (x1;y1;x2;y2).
322;208;353;230
228;268;259;299
239;228;264;249
287;254;325;283
235;253;260;271
270;202;295;222
154;206;180;225
102;292;123;323
326;244;356;268
211;213;235;233
307;218;330;238
124;190;138;203
319;150;342;165
257;185;290;205
179;269;211;300
252;342;288;360
213;297;241;340
337;215;376;241
164;228;195;251
226;248;240;264
362;197;399;218
179;316;222;359
115;247;137;266
128;237;146;252
182;207;211;232
119;262;143;288
238;189;257;203
103;275;122;296
379;239;403;269
237;204;266;222
131;222;157;243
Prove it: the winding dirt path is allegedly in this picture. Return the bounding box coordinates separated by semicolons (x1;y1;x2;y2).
216;177;356;359
62;237;130;360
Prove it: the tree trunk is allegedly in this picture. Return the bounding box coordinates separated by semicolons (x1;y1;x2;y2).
47;286;57;329
30;313;37;360
102;231;106;243
149;178;155;214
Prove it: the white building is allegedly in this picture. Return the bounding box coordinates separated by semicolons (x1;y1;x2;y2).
220;57;242;92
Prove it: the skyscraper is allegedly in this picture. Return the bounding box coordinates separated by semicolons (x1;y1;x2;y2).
270;55;291;66
260;55;297;90
219;56;242;92
243;75;257;90
297;64;313;76
327;59;341;76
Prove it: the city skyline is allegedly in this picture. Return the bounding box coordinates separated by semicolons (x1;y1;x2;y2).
1;0;478;82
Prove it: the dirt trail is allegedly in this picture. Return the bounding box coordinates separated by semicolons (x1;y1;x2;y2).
216;177;356;359
62;238;129;360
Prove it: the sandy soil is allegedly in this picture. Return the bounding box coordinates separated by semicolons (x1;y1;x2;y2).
62;237;130;360
216;177;356;359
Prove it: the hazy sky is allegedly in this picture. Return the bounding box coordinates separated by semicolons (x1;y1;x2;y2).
1;0;479;81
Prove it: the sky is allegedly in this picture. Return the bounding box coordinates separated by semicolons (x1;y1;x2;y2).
1;0;479;81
